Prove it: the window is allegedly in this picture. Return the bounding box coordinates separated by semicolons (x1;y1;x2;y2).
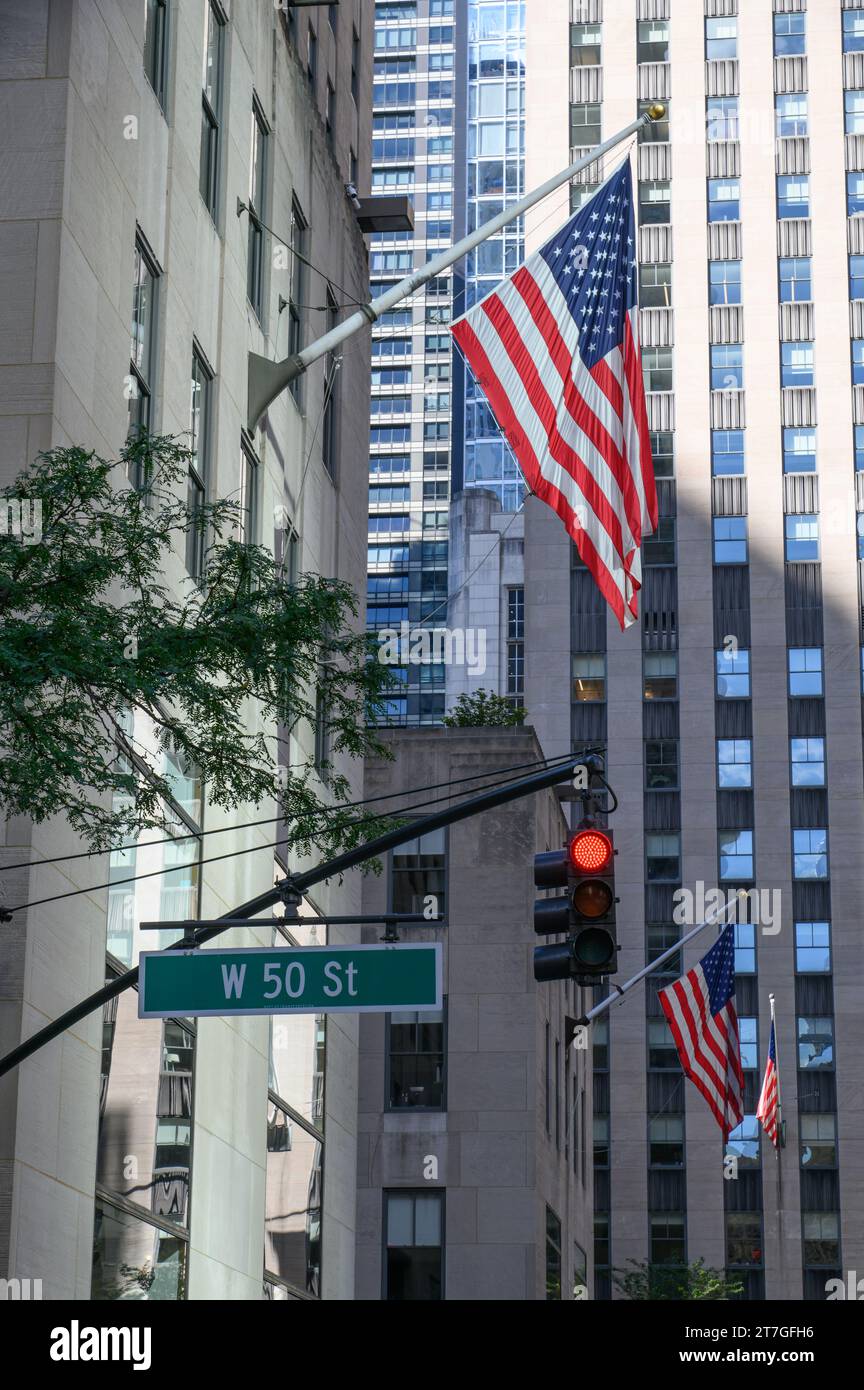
639;263;671;309
779;257;812;303
856;425;864;470
351;26;360;104
849;172;864;218
507;587;524;705
726;1213;762;1268
719;830;753;881
777;175;809;219
776;93;808;138
385;1191;443;1300
638;19;669;65
854;339;864;386
708;177;740;223
128;234;160;467
711;344;743;390
199;1;225;220
648;923;681;973
238;437;258;545
646;833;680;883
646;740;678;790
798;1016;834;1070
793;828;828;880
738;1017;757;1070
717;739;752;790
638;179;671;225
783;427;816;474
802;1213;839;1267
644;651;677;700
325;78;335;144
843;10;864;54
592;1016;609;1072
734;922;756;975
644;517;675;566
391;828;446;918
647;1018;679;1069
800;1114;836;1167
570;102;601;149
791;737;825;787
322;291;338;479
649;1115;684;1167
650;1215;685;1266
650;431;674;478
713;517;748;564
785;514;819;562
307;23;317;91
313;680;329;773
642;347;673;394
788;648;822;697
845;91;864;135
709;260;741;306
247;99;268;319
288;198;308;403
781;343;814;389
93;1200;187;1300
774;13;805;57
144;0;169;109
706;17;737;61
851;254;864;300
546;1208;563;1301
570;23;601;67
186;348;211;579
707;97;738;142
716;647;750;698
727;1116;760;1167
712;429;745;476
573;654;605;702
795;921;831;974
387;1010;445;1110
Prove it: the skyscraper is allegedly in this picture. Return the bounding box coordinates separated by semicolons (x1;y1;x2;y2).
524;0;864;1301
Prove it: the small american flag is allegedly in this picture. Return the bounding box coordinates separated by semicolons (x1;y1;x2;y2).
658;924;744;1138
451;160;657;630
757;1019;779;1147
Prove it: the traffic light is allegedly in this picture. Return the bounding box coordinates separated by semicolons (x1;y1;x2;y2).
533;827;618;983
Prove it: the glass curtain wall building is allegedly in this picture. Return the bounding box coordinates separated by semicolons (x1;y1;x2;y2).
460;0;527;511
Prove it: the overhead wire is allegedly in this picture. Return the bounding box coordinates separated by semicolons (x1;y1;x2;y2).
1;752;597;917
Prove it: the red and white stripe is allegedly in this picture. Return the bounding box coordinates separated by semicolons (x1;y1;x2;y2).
757;1057;779;1147
452;258;656;630
659;966;745;1139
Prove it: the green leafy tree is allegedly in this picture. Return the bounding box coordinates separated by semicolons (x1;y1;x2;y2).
612;1258;745;1301
0;434;394;857
442;688;526;729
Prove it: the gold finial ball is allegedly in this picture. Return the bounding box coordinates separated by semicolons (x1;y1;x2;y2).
647;102;667;121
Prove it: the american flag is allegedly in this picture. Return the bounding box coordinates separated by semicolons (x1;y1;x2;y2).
757;1019;779;1147
658;924;744;1138
451;160;657;630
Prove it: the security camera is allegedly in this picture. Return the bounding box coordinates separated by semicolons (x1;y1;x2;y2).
345;182;362;212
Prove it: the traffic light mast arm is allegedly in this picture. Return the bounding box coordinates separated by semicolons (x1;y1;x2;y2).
0;750;597;1078
572;890;747;1030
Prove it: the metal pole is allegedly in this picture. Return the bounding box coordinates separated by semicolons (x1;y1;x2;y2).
0;751;589;1077
247;106;666;429
573;889;748;1030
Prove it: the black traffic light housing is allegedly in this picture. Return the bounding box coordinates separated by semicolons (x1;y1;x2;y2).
533;826;618;984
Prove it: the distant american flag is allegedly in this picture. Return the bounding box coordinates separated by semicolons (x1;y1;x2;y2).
757;1019;779;1147
451;160;657;630
658;924;744;1138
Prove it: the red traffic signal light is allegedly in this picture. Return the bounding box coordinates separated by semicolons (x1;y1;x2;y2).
569;829;613;875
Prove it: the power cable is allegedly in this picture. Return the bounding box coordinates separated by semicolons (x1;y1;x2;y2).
1;754;595;917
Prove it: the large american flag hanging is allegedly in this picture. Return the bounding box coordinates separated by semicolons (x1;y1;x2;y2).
451;160;657;630
756;1018;779;1147
658;924;745;1138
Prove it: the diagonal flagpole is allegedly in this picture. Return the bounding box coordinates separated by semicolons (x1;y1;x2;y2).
247;104;667;429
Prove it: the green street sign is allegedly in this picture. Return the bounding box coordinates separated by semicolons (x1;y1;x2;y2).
138;943;442;1019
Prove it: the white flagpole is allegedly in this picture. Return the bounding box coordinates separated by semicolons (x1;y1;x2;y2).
247;105;667;428
572;888;747;1032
